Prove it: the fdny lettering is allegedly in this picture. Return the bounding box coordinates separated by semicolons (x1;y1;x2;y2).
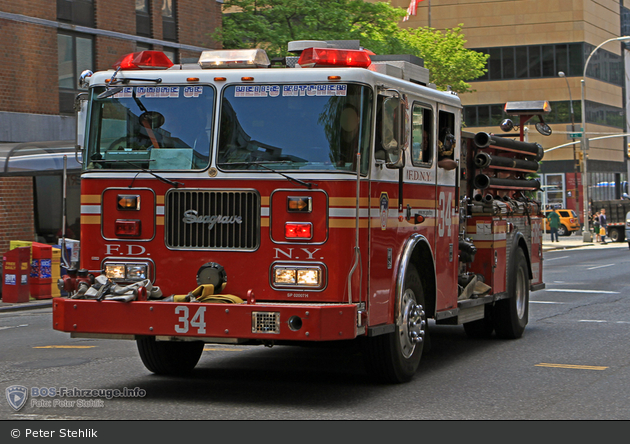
105;244;147;256
234;85;281;97
274;248;322;260
406;170;433;182
282;84;347;97
182;210;242;230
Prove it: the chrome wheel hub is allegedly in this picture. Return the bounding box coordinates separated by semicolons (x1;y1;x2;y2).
398;289;425;359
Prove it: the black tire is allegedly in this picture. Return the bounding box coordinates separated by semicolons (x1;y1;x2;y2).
363;267;426;383
463;304;494;339
609;228;620;242
494;248;529;339
558;225;568;236
137;336;204;375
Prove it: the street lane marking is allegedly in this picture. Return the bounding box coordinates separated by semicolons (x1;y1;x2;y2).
545;256;569;261
0;324;28;331
543;289;620;294
586;264;615;270
579;320;630;324
535;363;608;371
33;345;97;349
530;301;566;304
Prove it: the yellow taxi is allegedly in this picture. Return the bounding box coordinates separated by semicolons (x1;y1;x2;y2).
543;209;581;236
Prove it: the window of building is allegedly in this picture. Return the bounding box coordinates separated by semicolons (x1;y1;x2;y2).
472;42;623;87
136;0;151;37
463;100;622;129
58;33;94;114
162;47;178;64
162;0;178;42
57;0;94;28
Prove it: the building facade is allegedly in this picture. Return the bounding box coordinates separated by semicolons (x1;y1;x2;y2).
0;0;221;254
395;0;630;223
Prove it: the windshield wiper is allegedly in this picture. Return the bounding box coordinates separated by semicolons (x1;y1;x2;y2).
90;159;183;188
218;161;317;189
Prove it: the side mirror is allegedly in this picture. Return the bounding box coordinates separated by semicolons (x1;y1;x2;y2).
75;93;89;166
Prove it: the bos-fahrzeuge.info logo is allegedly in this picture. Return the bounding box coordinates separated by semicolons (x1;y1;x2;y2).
6;385;146;411
6;385;28;411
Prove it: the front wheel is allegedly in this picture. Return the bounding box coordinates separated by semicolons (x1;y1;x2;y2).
137;336;204;375
363;267;426;383
494;247;529;339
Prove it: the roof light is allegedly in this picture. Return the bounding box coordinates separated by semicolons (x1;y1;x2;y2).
297;47;372;69
198;49;270;69
112;51;174;70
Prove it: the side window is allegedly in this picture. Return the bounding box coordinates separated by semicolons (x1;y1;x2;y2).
559;211;569;217
411;104;433;167
437;110;456;162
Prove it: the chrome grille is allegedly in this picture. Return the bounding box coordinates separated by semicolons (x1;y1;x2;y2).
165;189;260;250
252;312;280;334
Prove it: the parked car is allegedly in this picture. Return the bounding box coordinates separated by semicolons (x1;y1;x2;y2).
625;211;630;249
543;209;580;236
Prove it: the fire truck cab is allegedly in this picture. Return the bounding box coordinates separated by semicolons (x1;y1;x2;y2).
54;41;545;383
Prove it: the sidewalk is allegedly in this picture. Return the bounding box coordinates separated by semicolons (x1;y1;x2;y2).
0;297;53;312
542;231;628;251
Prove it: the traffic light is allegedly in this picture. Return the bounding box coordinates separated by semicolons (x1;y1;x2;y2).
627;143;630;158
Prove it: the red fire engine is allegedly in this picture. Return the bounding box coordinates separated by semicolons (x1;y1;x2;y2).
53;41;545;383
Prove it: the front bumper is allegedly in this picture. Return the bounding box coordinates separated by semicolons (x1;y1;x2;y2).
52;298;362;342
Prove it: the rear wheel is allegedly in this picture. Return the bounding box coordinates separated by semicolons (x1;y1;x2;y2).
137;336;204;375
363;267;426;383
609;228;621;242
494;248;529;339
557;225;568;236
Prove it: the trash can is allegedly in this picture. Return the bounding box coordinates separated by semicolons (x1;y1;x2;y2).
30;242;52;300
2;247;31;303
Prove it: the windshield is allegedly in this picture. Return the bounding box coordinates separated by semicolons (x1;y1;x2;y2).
218;83;372;174
85;85;215;170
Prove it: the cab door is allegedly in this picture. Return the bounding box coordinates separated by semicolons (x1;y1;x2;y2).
433;108;460;311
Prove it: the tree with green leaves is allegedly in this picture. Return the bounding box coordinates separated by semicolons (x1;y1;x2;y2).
215;0;488;94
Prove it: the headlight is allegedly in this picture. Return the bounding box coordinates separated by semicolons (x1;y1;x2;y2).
104;263;148;281
272;265;322;288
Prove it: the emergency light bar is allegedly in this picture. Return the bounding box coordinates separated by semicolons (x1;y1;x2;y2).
198;49;271;69
113;51;174;70
297;47;372;69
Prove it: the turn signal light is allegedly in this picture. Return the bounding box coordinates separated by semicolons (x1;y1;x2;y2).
285;222;312;239
117;195;140;210
287;197;312;212
115;220;141;237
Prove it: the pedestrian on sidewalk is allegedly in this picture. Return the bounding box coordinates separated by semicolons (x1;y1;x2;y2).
599;208;608;244
593;211;601;242
547;209;561;242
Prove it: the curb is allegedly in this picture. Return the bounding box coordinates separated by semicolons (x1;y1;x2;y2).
0;300;53;313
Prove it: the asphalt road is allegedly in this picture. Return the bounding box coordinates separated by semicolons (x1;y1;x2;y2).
1;243;630;421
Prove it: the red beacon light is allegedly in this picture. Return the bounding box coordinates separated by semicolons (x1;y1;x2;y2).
297;47;372;69
112;51;174;70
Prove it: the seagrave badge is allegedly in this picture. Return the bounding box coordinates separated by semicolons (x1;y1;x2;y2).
6;385;28;411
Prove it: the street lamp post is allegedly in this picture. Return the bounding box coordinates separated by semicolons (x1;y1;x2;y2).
580;35;630;242
558;71;580;232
